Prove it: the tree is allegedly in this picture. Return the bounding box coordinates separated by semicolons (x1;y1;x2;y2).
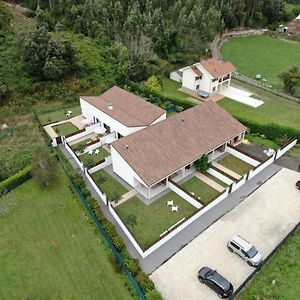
279;66;300;94
126;213;137;227
0;1;12;30
145;75;161;93
0;80;8;103
32;146;58;187
194;154;211;173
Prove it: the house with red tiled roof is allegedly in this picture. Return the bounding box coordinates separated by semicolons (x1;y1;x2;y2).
171;58;236;95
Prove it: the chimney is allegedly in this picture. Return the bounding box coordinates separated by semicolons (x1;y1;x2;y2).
108;103;113;110
125;145;129;152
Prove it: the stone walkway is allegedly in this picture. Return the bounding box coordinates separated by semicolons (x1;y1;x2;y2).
44;115;85;138
114;189;137;207
179;87;224;102
194;172;225;192
212;161;242;180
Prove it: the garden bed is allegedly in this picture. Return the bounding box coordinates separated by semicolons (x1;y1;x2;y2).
181;177;220;205
115;192;198;249
91;169;128;201
70;138;93;152
218;154;253;176
79;147;110;168
53;122;78;136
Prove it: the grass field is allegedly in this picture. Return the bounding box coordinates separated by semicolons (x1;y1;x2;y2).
218;155;253;175
71;138;93;152
0;169;136;300
159;76;191;101
181;177;220;205
221;35;300;90
115;193;197;248
238;226;300;300
91;169;128;200
245;133;280;149
204;172;228;188
80;147;110;168
53;122;78;136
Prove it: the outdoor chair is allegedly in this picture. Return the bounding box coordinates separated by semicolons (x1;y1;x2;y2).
94;149;100;155
88;150;93;155
167;200;174;206
171;206;178;212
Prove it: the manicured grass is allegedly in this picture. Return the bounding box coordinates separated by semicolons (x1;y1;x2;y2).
245;133;280;149
36;104;81;125
115;193;198;248
204;172;228;188
238;226;300;300
91;169;128;200
0;169;136;300
181;176;220;205
159;76;191;101
218;96;300;131
71;138;93;152
288;144;300;158
221;35;300;89
53;122;78;136
218;155;253;175
80;147;110;168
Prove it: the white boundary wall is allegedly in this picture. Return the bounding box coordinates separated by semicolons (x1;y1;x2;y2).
89;156;112;174
167;180;202;209
231;174;247;192
83;140;102;153
65;142;84;171
248;154;275;180
207;168;234;185
276;139;297;159
100;132;117;145
226;146;260;166
66;130;90;143
84;168;107;204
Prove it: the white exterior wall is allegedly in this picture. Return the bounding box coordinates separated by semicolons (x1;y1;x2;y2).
226;147;260;167
111;146;147;188
170;71;182;82
152;112;166;125
196;64;213;93
276;139;297;159
207;168;234;185
80;99;146;137
182;68;196;90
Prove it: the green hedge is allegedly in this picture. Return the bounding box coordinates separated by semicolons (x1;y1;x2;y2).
125;81;196;110
237;118;300;144
0;166;32;194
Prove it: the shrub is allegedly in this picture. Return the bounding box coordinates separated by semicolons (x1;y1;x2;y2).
112;236;126;252
124;255;141;277
108;190;121;202
93;205;106;222
103;220;118;239
145;76;162;93
146;289;163;300
80;186;91;198
86;196;98;209
195;154;211;173
135;271;155;294
0;166;32;194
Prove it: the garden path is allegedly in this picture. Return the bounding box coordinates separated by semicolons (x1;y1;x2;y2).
194;172;225;192
212;162;242;180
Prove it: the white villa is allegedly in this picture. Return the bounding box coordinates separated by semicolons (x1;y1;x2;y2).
170;58;236;95
80;86;166;139
111;101;247;199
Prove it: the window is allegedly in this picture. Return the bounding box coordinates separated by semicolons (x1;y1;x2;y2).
196;84;200;90
195;75;202;80
241;249;247;256
212;87;216;92
230;242;239;250
212;78;218;82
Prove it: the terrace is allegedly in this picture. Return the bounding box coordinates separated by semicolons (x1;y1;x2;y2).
79;147;110;169
217;154;254;176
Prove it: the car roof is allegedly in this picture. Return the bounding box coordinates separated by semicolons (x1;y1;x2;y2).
210;271;231;290
231;235;252;251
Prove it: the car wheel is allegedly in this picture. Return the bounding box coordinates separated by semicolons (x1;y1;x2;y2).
228;247;233;252
218;293;223;299
199;278;204;283
247;261;253;267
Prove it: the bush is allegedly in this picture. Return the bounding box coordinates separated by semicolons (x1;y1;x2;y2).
80;186;90;198
195;154;211;173
145;76;162;93
93;205;106;222
0;166;32;194
112;236;126;252
108;190;121;202
103;220;118;239
146;289;163;300
86;196;98;209
135;271;155;294
124;255;141;277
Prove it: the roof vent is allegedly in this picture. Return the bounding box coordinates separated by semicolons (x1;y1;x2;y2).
125;145;129;152
108;103;113;110
181;118;185;127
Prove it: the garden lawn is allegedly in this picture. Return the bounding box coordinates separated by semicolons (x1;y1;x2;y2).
53;122;78;136
218;96;300;131
71;138;93;152
115;193;198;248
238;227;300;300
181;177;220;205
245;133;280;149
36;104;81;125
221;35;300;89
218;155;253;176
0;169;136;300
159;76;191;101
91;169;128;200
80;147;110;168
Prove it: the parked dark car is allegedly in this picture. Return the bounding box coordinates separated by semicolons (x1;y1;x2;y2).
198;267;233;299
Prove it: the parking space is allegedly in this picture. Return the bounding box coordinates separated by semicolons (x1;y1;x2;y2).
151;168;300;300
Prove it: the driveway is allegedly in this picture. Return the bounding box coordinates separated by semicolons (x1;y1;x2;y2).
151;168;300;300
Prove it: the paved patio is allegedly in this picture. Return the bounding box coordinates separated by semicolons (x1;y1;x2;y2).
179;87;224;102
194;172;225;192
212;161;242;180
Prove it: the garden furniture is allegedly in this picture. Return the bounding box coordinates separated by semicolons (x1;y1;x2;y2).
171;206;178;212
94;149;100;155
88;150;93;155
167;200;174;206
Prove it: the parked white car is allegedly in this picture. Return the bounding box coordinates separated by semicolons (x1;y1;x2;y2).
227;235;262;267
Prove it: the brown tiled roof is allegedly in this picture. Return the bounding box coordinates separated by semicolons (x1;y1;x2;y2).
80;86;165;127
201;58;236;79
175;69;183;77
112;101;247;187
190;65;203;77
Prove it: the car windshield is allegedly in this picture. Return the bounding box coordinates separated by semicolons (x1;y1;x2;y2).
247;246;258;258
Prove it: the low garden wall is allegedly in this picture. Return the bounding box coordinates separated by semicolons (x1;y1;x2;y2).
66;129;90;143
64;141;84;171
275;138;297;159
226;144;261;166
207;168;234;185
231;174;247;193
100;132;117;145
167;179;202;209
89;156;112;174
84;139;102;153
